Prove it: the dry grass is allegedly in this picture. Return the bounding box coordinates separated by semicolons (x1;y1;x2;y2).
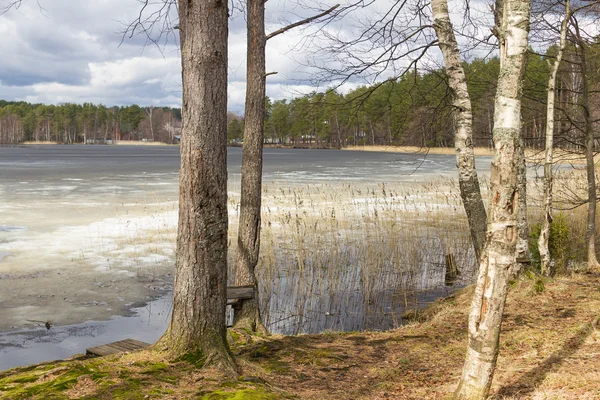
2;273;599;399
227;179;477;334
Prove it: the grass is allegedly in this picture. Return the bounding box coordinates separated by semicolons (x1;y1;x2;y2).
227;179;478;334
1;272;599;399
93;167;599;335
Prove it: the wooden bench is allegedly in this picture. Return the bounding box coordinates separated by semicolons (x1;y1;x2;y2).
226;285;255;309
85;285;256;357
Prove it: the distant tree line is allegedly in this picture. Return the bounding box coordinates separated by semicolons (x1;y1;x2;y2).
0;101;182;144
226;46;598;150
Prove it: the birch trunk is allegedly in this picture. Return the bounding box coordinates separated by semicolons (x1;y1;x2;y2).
513;132;530;277
454;0;531;397
233;0;267;333
157;0;235;374
539;1;571;276
431;0;487;261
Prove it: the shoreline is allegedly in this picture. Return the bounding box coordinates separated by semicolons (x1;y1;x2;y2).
14;142;595;165
342;145;495;156
1;274;599;398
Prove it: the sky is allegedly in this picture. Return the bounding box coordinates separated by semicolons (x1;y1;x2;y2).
0;0;497;114
0;0;355;113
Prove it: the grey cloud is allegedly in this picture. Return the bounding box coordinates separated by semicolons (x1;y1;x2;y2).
0;0;375;111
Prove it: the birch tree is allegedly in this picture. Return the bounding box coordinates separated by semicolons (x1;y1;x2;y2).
454;0;531;397
156;0;236;374
431;0;487;261
538;0;571;276
308;0;490;261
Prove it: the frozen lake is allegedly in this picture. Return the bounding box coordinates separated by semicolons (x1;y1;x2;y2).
0;145;492;370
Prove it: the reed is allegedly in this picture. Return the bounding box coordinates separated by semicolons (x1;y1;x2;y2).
227;179;476;334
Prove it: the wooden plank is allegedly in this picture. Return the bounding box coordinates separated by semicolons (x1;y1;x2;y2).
227;285;254;300
86;339;150;357
115;339;148;351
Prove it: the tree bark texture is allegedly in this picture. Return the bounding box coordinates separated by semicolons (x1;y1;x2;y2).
158;0;235;373
513;131;530;278
539;1;571;276
234;0;267;332
579;40;600;269
454;0;531;397
431;0;487;262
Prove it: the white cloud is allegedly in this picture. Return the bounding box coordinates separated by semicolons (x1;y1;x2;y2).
0;0;503;113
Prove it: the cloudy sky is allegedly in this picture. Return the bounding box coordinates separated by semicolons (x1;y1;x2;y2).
0;0;351;113
0;0;497;113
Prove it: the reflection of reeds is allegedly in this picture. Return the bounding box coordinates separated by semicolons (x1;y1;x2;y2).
227;179;477;334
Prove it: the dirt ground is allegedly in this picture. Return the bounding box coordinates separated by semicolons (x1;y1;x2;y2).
1;272;599;399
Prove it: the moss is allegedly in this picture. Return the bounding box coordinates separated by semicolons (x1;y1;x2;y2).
150;387;175;395
294;348;335;366
263;360;291;374
199;388;279;400
175;349;206;368
0;364;109;400
139;362;169;375
107;377;146;400
157;375;178;384
229;330;241;343
7;374;40;384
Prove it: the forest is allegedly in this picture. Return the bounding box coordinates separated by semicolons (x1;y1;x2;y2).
0;101;181;144
3;44;598;151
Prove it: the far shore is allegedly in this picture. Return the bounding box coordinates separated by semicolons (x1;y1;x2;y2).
343;144;596;165
15;142;596;165
22;140;176;146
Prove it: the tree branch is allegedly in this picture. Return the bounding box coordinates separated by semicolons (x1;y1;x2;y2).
266;4;340;41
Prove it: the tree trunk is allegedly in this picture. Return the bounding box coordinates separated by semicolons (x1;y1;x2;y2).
539;1;571;276
454;0;531;397
431;0;487;261
157;0;235;374
233;0;267;333
513;132;530;277
578;36;600;269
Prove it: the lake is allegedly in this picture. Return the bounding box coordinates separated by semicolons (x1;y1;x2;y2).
0;145;491;370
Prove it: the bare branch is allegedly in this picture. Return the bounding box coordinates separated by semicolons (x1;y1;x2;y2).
266;4;340;41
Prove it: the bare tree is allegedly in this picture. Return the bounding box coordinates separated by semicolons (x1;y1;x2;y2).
156;0;236;374
572;17;600;269
431;0;487;261
306;0;493;264
539;0;572;276
454;0;531;397
233;2;339;332
144;106;155;141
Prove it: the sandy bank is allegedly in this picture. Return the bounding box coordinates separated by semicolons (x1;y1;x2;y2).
343;145;600;165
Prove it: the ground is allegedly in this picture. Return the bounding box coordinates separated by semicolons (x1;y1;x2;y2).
1;272;599;399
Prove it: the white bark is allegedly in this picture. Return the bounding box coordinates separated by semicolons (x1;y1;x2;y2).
455;0;531;397
539;0;571;276
431;0;487;261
